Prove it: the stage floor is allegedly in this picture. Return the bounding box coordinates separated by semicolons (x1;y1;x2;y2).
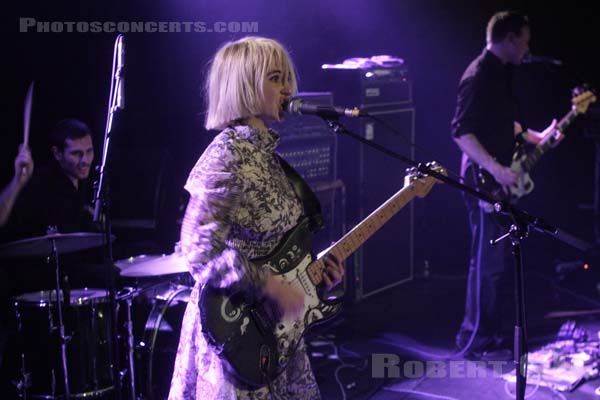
310;268;600;400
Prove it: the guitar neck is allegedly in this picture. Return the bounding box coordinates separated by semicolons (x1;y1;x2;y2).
306;182;417;285
521;108;578;172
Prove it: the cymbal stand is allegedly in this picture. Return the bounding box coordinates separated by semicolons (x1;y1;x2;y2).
50;237;70;399
126;298;136;400
15;353;31;399
117;288;138;400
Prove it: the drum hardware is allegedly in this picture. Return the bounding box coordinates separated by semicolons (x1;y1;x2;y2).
125;296;135;400
1;230;116;399
8;245;194;399
14;353;31;400
135;282;191;399
115;252;191;397
11;281;193;399
50;229;71;400
115;287;141;400
13;287;116;399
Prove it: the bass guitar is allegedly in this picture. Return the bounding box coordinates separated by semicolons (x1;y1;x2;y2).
474;87;596;203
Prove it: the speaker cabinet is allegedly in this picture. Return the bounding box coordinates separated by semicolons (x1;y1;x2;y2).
321;66;415;302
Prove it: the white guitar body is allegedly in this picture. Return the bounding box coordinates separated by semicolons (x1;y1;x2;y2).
509;156;534;200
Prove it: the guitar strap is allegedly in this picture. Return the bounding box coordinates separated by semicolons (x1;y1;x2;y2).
275;154;324;233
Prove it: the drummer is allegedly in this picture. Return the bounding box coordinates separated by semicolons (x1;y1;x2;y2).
0;119;100;392
1;117;104;291
2;118;97;240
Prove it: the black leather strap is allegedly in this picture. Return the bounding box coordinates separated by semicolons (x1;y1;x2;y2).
276;154;324;232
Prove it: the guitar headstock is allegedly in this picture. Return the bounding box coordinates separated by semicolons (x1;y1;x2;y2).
404;161;448;198
572;86;597;115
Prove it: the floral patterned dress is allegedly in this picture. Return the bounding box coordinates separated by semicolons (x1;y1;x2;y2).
168;124;322;400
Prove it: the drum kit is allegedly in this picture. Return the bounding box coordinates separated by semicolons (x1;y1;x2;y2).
1;232;192;400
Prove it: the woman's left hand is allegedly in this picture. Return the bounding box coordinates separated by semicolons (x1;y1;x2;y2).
322;254;344;291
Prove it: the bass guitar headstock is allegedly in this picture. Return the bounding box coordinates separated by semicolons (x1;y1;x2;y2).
572;85;597;115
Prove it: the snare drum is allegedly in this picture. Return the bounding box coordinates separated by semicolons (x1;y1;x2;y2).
14;288;114;399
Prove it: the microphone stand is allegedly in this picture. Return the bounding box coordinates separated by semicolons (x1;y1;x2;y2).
321;115;590;400
93;34;125;400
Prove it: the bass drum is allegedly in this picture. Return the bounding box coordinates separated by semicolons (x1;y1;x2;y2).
135;283;191;400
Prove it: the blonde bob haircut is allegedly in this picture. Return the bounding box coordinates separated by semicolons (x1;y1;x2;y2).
205;36;298;130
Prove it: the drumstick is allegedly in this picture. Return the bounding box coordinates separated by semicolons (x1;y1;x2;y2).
22;81;34;177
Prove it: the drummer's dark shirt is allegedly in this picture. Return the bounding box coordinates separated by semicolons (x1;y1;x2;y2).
2;160;96;241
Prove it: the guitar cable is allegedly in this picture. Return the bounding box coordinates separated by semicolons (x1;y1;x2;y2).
365;112;484;359
452;191;485;358
367;107;490;360
261;357;285;400
310;339;369;400
378;206;484;361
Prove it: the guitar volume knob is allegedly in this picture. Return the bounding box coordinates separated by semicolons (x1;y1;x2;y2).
278;338;289;350
278;355;287;366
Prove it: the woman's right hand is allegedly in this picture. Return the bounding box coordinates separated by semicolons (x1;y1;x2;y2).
263;274;304;317
489;162;517;193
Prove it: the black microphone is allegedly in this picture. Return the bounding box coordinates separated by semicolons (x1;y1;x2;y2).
283;98;368;118
115;35;125;109
522;53;563;66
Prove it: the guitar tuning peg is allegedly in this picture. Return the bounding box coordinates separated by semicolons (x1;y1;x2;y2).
572;84;592;97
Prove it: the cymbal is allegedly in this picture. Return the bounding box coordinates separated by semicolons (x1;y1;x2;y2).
0;232;114;258
116;253;188;277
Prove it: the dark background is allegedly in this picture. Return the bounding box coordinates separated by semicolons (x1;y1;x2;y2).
7;0;600;288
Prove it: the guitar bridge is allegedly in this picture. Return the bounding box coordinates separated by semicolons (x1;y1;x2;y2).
250;303;276;336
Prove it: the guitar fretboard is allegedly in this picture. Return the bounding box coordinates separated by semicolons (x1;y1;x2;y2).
521;108;578;172
306;182;418;285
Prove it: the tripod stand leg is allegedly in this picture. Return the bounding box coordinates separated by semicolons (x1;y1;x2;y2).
514;325;527;399
511;232;528;400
